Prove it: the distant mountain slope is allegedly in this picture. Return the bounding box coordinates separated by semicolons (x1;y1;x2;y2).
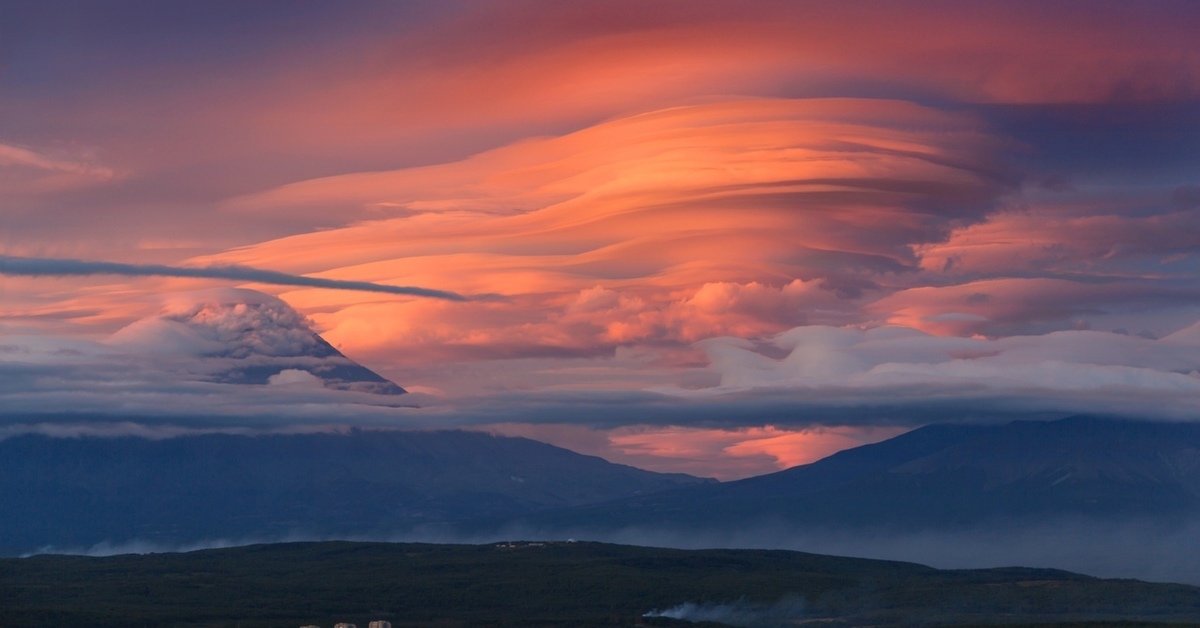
0;430;709;555
4;540;1200;627
518;416;1200;531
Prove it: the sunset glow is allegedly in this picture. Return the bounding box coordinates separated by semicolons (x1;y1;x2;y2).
4;1;1200;478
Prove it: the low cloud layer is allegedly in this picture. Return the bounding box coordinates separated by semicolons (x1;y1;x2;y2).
683;324;1200;421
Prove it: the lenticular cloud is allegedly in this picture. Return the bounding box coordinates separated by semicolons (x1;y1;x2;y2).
207;97;1013;364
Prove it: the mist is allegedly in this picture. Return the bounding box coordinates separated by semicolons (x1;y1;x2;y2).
32;518;1200;586
548;520;1200;585
645;596;809;627
376;518;1200;585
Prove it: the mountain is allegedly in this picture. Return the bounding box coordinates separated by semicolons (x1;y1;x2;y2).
12;415;1200;583
105;288;406;395
0;429;709;555
6;540;1200;627
473;416;1200;585
514;416;1200;533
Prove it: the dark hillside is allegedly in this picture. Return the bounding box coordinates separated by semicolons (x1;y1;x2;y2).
3;541;1199;627
0;430;708;555
520;417;1200;532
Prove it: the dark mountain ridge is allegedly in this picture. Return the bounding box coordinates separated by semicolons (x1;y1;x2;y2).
0;429;709;555
9;415;1200;583
513;416;1200;532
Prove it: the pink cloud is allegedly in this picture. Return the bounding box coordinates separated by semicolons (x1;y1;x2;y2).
917;203;1200;277
871;277;1199;337
192;98;1006;373
8;2;1198;258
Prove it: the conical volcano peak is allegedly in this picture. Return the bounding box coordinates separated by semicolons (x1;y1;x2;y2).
163;295;331;359
106;289;405;395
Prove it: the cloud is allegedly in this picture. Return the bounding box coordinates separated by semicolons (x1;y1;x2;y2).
916;203;1200;280
682;324;1200;421
872;277;1200;337
5;3;1200;484
7;316;1200;479
106;289;327;358
0;255;468;301
198;97;1011;370
0;358;417;422
5;1;1199;282
266;369;325;388
0;143;113;177
0;289;420;421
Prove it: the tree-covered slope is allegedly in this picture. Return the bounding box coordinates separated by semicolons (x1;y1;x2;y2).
2;541;1199;627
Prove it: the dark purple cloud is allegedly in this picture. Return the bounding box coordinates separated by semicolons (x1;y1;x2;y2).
0;256;467;300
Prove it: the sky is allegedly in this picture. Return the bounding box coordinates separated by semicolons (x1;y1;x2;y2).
3;0;1200;479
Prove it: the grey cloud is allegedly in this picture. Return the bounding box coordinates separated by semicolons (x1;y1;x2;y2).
0;421;374;443
6;293;1200;434
0;335;419;425
694;325;1200;398
2;355;1195;433
0;256;468;301
427;385;1174;430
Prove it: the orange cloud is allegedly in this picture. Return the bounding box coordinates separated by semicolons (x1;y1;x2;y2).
869;277;1195;337
193;98;1008;374
11;2;1197;263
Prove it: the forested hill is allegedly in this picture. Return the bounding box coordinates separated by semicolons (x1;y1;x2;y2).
3;540;1200;627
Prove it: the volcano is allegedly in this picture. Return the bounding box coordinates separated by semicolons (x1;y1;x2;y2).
105;288;405;395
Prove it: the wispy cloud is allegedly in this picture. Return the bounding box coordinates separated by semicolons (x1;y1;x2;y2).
0;143;113;177
0;256;468;301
